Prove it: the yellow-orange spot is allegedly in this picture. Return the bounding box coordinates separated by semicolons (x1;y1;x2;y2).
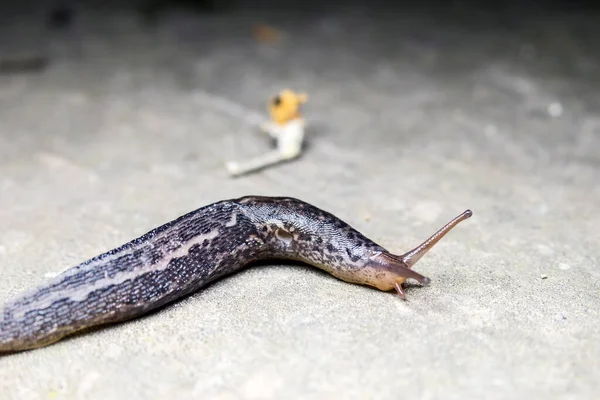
253;23;281;43
268;89;308;125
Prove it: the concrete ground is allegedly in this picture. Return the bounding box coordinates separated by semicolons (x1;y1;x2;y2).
0;1;599;399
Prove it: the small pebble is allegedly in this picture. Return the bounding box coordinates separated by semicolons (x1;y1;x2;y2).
554;313;567;321
540;274;548;279
558;263;571;270
547;102;563;118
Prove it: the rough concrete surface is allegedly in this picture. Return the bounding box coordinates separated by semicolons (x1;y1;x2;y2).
0;2;599;399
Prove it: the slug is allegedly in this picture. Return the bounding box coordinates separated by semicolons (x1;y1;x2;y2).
0;196;472;353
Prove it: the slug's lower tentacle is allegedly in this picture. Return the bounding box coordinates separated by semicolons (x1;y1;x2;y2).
0;196;472;353
394;282;406;299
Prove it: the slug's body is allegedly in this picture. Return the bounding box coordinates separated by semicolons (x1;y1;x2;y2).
0;196;472;353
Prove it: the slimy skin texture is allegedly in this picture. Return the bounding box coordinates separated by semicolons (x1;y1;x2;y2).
0;196;472;353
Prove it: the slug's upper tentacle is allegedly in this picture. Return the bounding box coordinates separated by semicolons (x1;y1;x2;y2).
366;209;473;296
0;196;472;353
400;209;473;268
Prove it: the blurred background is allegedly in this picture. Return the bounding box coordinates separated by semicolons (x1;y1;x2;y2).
0;0;599;174
0;1;599;399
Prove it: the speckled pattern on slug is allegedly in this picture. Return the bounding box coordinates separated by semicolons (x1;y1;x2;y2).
1;196;438;352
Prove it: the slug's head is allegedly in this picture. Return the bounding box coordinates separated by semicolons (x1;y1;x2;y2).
362;252;430;295
237;196;472;300
361;209;473;299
